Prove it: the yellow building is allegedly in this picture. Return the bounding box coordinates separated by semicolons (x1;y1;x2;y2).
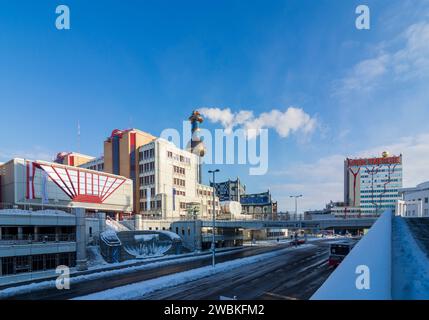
55;152;95;167
103;129;156;213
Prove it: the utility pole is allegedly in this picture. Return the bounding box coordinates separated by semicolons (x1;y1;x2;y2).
209;169;219;267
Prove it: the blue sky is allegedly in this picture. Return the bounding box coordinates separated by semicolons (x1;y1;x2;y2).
1;0;429;211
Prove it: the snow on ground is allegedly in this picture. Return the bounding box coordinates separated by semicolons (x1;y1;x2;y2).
87;246;108;268
0;246;246;299
392;217;429;299
74;244;315;300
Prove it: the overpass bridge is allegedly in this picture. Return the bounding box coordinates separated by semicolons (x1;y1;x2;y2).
200;217;377;230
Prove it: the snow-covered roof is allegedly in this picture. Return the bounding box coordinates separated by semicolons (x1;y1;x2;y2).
158;230;181;241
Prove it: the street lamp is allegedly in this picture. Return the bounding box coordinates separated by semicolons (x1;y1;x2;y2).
209;169;220;267
290;195;303;216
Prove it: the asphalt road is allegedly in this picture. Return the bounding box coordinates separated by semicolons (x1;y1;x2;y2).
6;243;298;300
140;241;333;300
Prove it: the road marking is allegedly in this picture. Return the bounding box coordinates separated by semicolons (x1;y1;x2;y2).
263;292;298;300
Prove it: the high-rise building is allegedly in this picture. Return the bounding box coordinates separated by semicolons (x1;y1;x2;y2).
344;152;402;215
103;129;156;213
138;138;219;219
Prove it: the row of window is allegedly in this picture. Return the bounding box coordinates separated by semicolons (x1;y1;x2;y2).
139;188;155;198
85;164;104;171
361;168;402;175
167;151;191;164
361;199;398;204
362;179;401;183
408;197;429;203
176;190;186;196
173;178;186;187
361;194;399;198
360;204;395;208
198;189;213;197
1;252;76;276
139;148;155;161
361;173;402;178
139;162;155;173
405;209;429;216
140;200;162;211
361;189;399;193
207;200;219;206
140;175;155;186
173;165;186;175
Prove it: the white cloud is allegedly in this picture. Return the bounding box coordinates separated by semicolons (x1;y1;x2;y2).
199;107;317;139
335;20;429;95
0;147;54;163
271;132;429;211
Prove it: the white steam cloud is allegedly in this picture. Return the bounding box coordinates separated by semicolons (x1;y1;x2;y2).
199;107;317;139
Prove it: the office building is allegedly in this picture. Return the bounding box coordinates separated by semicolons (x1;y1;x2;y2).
211;178;246;202
344;152;402;215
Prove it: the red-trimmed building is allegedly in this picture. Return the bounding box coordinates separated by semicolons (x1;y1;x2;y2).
0;158;133;214
344;152;402;215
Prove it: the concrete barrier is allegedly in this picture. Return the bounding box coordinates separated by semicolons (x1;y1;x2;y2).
311;210;392;300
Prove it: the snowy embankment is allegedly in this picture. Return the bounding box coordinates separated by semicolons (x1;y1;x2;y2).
311;210;392;300
0;245;279;299
392;217;429;299
0;250;229;299
74;244;315;300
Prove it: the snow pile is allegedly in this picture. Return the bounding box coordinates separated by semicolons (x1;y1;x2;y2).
100;230;121;245
105;218;129;232
74;244;315;300
158;230;181;241
392;217;429;299
134;234;159;242
87;246;108;267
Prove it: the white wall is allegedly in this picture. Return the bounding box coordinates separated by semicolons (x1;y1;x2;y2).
311;210;392;300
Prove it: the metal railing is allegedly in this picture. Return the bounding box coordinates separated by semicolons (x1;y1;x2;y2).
0;203;73;214
0;233;76;244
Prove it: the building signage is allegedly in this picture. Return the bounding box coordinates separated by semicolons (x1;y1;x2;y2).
347;156;401;167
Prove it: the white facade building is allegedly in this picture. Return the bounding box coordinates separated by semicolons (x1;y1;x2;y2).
138;138;219;220
79;156;105;172
396;181;429;217
344;153;403;216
